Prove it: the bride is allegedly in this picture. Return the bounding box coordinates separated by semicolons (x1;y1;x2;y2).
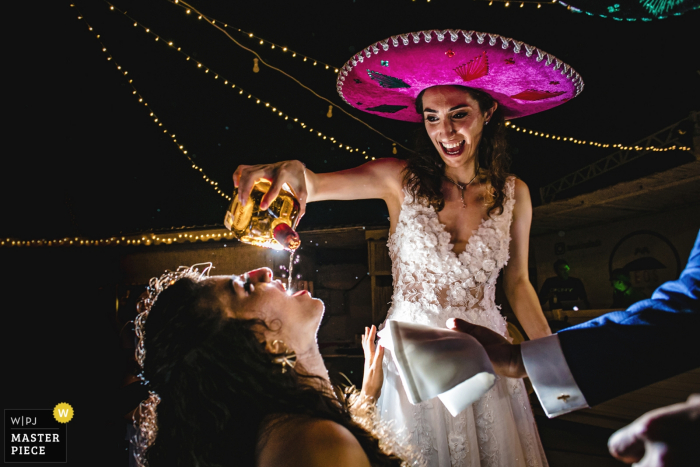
235;29;582;466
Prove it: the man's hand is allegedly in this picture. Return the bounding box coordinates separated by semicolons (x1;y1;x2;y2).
608;394;699;466
447;318;527;379
360;325;384;400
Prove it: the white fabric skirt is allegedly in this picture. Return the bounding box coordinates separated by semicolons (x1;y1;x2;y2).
378;350;549;467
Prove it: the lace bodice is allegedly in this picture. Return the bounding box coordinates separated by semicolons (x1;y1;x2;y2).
386;176;516;335
379;176;548;467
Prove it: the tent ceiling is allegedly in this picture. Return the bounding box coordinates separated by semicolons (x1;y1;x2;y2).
532;160;700;236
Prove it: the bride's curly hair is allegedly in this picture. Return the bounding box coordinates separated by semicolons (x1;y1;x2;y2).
139;276;403;467
403;85;511;217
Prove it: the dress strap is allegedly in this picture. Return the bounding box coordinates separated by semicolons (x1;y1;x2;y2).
498;175;518;231
505;175;517;203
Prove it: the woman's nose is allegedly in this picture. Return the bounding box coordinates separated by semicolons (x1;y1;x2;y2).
247;267;272;284
441;120;455;137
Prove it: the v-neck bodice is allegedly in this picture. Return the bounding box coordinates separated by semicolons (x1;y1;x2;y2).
385;176;516;334
379;176;548;467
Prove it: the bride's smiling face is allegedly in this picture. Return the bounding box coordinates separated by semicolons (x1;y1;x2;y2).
421;86;496;170
204;268;324;352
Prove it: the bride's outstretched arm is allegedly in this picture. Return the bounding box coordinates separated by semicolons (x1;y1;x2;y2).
233;158;405;220
503;179;551;340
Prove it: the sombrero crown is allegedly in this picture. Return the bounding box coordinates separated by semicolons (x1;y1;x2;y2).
336;30;583;122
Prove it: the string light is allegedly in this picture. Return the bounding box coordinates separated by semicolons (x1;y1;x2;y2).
161;0;407;152
504;121;692;152
168;0;342;74
1;228;241;249
71;3;230;202
102;1;371;158
483;0;556;5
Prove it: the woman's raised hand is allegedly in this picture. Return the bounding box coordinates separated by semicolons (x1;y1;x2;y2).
361;325;385;401
233;160;308;218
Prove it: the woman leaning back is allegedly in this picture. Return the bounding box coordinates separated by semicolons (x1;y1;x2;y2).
133;265;418;467
235;30;583;466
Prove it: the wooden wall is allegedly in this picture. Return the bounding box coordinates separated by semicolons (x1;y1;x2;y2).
530;205;699;309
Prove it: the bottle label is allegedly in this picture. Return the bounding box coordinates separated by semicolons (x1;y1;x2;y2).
224;211;234;230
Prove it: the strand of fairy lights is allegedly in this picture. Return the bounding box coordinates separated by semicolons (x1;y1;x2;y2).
7;5;236;249
71;3;231;203
161;0;412;153
0;3;370;250
0;229;240;248
419;0;560;6
165;0;340;75
482;0;558;7
504;121;692;152
103;1;373;159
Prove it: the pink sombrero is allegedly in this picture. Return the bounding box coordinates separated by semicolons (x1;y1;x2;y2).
336;30;583;122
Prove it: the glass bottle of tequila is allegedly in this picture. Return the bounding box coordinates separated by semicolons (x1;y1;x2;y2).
224;180;301;251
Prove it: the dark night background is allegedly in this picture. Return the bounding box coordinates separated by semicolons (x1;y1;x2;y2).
2;0;697;465
2;0;698;240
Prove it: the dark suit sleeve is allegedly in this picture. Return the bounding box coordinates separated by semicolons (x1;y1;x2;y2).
557;231;700;407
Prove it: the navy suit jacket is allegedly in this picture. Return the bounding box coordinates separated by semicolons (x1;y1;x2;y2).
557;230;700;407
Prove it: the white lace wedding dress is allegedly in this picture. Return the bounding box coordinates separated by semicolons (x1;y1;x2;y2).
377;176;548;467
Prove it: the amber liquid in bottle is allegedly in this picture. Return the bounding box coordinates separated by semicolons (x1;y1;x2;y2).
224;180;301;251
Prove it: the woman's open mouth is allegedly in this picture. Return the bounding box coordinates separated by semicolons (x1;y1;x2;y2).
439;140;465;157
292;290;309;297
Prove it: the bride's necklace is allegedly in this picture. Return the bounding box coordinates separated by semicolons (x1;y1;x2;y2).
443;172;477;208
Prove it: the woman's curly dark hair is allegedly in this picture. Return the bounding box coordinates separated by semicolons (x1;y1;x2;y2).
141;276;402;467
403;85;511;217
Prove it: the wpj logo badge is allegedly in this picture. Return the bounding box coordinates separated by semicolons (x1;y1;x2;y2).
4;403;71;463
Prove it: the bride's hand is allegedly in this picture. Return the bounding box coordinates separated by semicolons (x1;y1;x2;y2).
233;160;308;218
361;325;385;401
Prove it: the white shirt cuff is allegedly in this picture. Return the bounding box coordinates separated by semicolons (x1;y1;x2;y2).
521;334;589;418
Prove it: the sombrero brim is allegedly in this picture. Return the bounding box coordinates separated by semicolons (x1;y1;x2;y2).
336;30;583;122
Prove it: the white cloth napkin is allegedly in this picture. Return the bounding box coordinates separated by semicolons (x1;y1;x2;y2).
378;320;496;416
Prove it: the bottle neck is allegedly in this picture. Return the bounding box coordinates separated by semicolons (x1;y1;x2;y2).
273;223;300;251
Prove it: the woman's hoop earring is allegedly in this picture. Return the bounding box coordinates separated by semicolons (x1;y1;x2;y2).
270;340;297;373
